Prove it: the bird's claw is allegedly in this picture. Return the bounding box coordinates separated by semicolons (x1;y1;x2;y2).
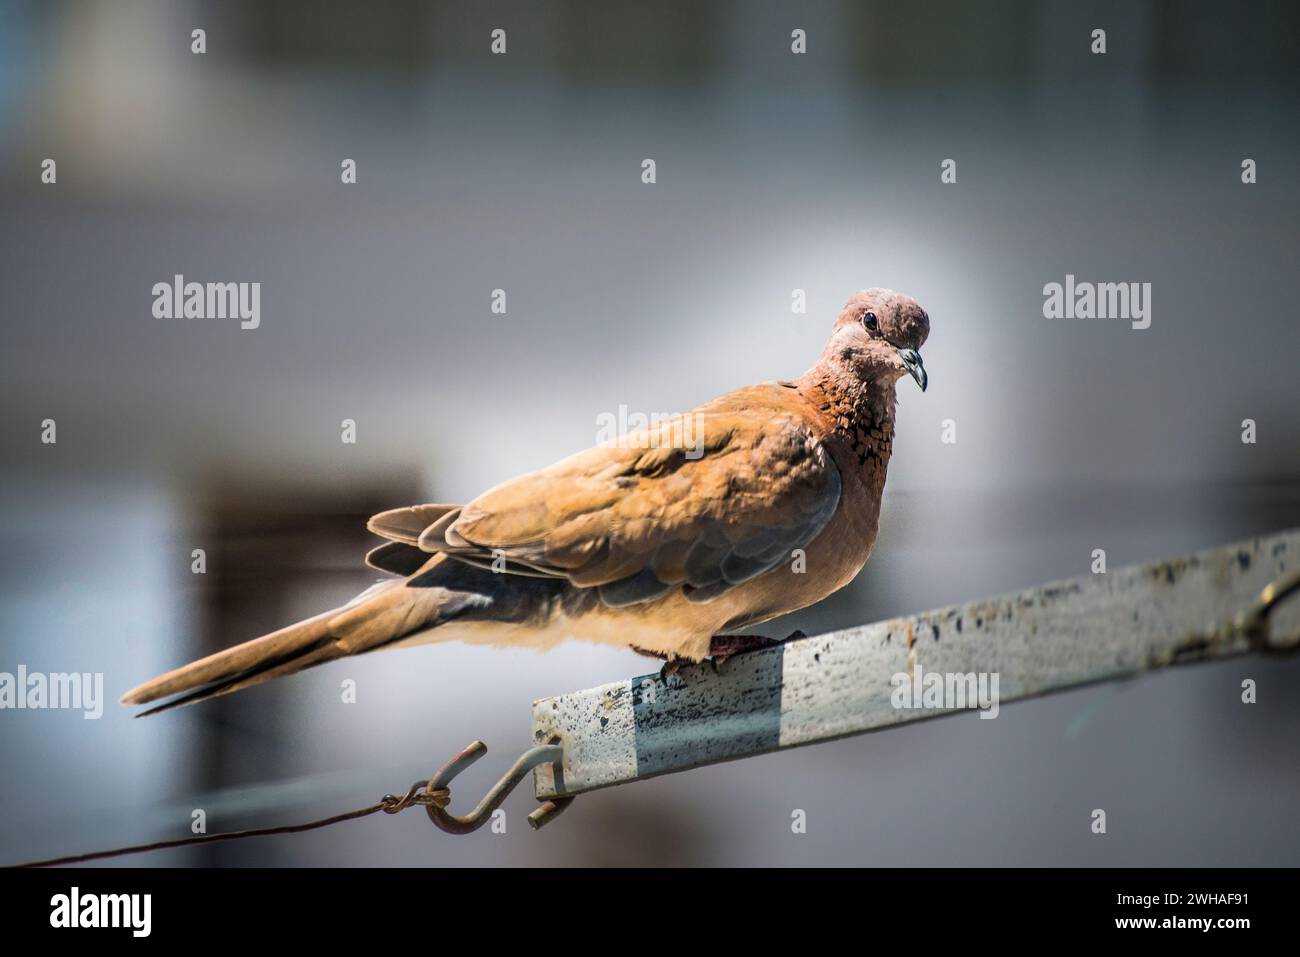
657;630;809;685
658;657;685;685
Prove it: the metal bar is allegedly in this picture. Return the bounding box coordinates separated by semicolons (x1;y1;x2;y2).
531;529;1300;799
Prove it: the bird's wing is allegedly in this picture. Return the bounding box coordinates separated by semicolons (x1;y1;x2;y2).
367;504;461;545
363;504;460;576
404;386;841;606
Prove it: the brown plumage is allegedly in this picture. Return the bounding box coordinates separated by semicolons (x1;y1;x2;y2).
122;289;930;714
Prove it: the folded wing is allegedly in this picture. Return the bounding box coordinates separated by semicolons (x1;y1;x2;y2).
368;387;842;607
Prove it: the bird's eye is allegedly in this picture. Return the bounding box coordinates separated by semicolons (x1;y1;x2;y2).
862;311;878;332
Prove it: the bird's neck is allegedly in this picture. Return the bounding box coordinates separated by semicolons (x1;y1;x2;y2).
798;365;897;488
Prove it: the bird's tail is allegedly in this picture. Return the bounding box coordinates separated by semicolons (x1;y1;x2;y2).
120;578;435;716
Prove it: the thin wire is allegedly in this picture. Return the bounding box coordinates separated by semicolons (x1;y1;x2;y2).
9;737;571;867
12;784;450;868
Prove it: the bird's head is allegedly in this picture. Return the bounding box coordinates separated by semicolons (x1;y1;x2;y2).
826;288;930;392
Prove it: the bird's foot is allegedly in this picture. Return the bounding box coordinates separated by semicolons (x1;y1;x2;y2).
659;656;687;684
631;645;691;686
707;630;806;667
636;632;807;686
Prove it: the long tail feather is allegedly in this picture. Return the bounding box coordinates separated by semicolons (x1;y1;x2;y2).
121;579;424;714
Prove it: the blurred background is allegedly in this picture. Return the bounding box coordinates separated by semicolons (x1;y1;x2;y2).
1;0;1297;866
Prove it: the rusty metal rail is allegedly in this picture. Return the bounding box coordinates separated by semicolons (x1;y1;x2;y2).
529;529;1300;801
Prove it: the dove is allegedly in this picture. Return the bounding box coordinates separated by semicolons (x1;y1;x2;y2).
122;289;929;714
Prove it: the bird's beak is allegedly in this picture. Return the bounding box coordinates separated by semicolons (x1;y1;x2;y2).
897;348;927;392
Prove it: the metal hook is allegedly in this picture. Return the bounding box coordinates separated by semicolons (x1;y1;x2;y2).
1238;568;1300;654
422;740;571;834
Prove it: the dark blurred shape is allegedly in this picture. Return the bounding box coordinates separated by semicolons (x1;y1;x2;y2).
182;473;418;863
1152;0;1300;79
849;0;1037;86
233;0;437;74
552;1;726;86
